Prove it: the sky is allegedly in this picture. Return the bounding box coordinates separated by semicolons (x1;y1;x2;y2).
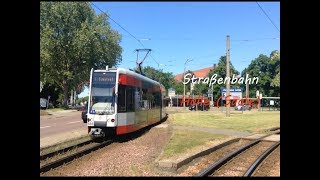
79;2;280;98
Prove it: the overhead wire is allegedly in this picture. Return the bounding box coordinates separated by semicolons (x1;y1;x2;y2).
232;37;280;41
256;2;280;33
91;2;278;70
90;2;160;67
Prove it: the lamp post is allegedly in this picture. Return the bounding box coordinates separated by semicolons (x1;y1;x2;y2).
183;59;193;107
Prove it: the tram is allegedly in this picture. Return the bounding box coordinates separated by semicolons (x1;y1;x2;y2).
86;66;167;138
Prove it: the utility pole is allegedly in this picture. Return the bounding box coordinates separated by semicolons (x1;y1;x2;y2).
183;59;193;107
243;79;249;114
183;66;186;108
226;35;230;117
246;79;249;104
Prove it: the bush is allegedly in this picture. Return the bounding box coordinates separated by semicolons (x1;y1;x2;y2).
48;103;54;109
57;94;64;106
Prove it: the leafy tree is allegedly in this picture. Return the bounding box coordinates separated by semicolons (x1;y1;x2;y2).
241;50;280;97
271;73;280;87
40;2;122;107
136;66;174;92
40;83;63;107
208;56;240;100
171;81;184;95
193;83;209;95
76;96;89;104
270;51;280;88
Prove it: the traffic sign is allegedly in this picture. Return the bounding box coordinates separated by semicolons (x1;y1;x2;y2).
221;88;242;100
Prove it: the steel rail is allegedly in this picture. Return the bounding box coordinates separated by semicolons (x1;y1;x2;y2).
196;130;279;176
243;141;280;177
40;139;93;160
40;140;112;173
268;127;280;131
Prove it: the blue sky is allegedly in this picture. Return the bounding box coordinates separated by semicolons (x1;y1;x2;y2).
79;2;280;97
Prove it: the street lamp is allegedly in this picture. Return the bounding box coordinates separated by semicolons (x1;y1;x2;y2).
183;59;193;107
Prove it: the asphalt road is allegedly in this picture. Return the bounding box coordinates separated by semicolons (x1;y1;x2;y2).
40;110;87;138
40;108;199;139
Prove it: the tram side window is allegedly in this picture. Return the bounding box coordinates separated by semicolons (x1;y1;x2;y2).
150;92;156;109
154;92;161;108
148;91;155;109
141;88;148;109
126;86;134;112
118;85;126;112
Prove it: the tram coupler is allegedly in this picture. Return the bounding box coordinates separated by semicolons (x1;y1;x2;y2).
89;128;105;138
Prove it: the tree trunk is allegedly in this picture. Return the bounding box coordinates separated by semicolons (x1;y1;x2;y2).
62;81;69;108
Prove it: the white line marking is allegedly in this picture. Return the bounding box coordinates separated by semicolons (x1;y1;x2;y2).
66;121;82;124
40;126;51;129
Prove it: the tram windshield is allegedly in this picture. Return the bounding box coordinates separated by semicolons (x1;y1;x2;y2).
89;72;116;115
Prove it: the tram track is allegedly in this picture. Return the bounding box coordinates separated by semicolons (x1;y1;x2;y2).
40;140;113;173
40;139;93;160
243;141;280;176
40;118;168;174
195;130;280;177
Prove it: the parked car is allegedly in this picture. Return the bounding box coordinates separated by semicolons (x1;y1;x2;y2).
189;104;196;111
188;102;210;111
234;105;252;111
40;98;47;109
81;104;88;123
198;102;210;111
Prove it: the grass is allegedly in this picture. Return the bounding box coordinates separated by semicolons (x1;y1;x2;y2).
160;130;227;160
169;111;280;133
129;165;141;176
40;110;50;116
40;108;67;116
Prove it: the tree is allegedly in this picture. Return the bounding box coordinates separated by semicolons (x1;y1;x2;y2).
136;66;174;92
76;96;89;104
241;50;280;97
193;83;209;95
270;51;280;88
40;83;63;107
171;81;184;95
208;56;240;100
40;2;122;107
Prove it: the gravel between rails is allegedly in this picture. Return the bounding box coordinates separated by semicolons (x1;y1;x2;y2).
252;145;280;176
178;139;252;176
40;142;99;167
212;141;274;176
41;126;174;176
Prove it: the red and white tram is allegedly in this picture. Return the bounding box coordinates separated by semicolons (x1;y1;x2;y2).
86;66;167;137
